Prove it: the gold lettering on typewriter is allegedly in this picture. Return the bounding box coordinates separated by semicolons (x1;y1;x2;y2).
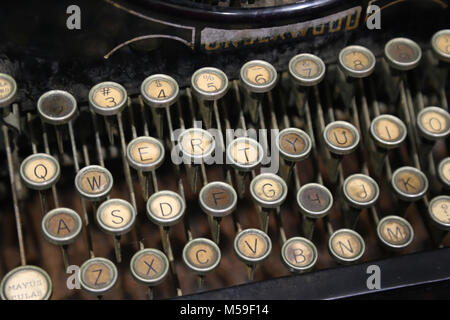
80;171;109;194
375;118;401;141
331;232;362;258
46;213;77;237
100;203;133;229
343;51;370;71
420;111;448;134
238;233;267;258
187;243;217;268
345;178;375;203
146;79;174;100
93;86;124;108
3;269;49;300
202;186;232;209
24;158;57;183
0;78;12;99
130;141;160;165
280;133;306;155
327;126;354;147
134;253;164;279
300;187;330;212
394;171;424;195
388;43;417;63
232;141;259;165
150;194;181;220
293;59;320;79
379;220;409;245
196;72;223;93
430;198;450;224
246;65;271;85
84;263;112;288
285;241;314;267
180;131;212;156
254;178;282;201
436;33;450;54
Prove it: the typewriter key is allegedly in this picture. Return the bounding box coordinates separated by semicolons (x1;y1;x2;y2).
227;137;264;172
37;90;77;125
428;195;450;230
240;60;278;94
391;166;429;202
191;67;229;101
126;136;165;172
0;73;17;111
328;228;365;264
416;106;450;141
96;199;136;263
146;190;185;227
370;114;408;149
431;29;450;63
297;183;333;219
323;121;360;156
384;37;422;71
89;81;127;116
234;228;272;280
342;174;379;229
75;165;114;201
281;237;318;273
438;157;450;189
141;74;179;109
377;215;414;250
0;265;52;300
183;237;221;289
130;248;169;287
288;53;326;86
178;127;215;163
79;257;118;297
250;173;288;233
338;45;376;78
20;153;60;191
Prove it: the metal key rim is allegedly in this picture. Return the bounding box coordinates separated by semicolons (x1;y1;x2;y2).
74;165;114;201
37;90;78;125
0;73;18;108
384;37;422;71
416;106;450;141
281;236;318;273
41;207;83;246
126;136;165;172
130;248;170;286
288;53;326;86
191;67;229;101
0;265;53;300
19;153;61;191
226;137;264;172
234;228;272;265
96;198;137;236
88;81;128;116
276;127;312;162
146;190;186;227
370;114;408;149
178;127;216;162
199;181;238;217
431;29;450;63
140;74;179;108
250;173;288;208
182;237;221;275
428;195;450;230
296;183;334;218
323;120;360;155
328;228;365;264
391;166;429;202
338;45;376;78
78;257;118;295
342;173;380;209
239;60;278;93
376;215;414;250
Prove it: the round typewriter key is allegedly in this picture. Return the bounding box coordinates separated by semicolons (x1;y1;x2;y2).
338;45;376;78
141;74;179;109
428;195;450;230
323;121;360;155
297;183;333;219
199;181;237;218
183;238;221;276
377;215;414;250
250;173;288;209
75;165;113;201
416;106;450;141
79;257;118;296
20;153;60;190
240;60;278;93
384;37;422;71
0;73;17;108
234;228;271;280
281;237;318;273
96;199;136;236
146;190;185;227
370;114;407;149
328;228;365;264
126;136;165;172
37;90;77;125
343;174;379;209
276;128;312;162
42;208;82;246
0;265;52;300
89;81;127;116
288;53;326;86
227;137;264;172
438;157;450;188
130;248;169;287
178;128;216;163
191;67;229;101
431;29;450;63
391;166;429;202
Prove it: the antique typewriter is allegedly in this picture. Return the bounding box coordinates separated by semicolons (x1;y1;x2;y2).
0;0;449;300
